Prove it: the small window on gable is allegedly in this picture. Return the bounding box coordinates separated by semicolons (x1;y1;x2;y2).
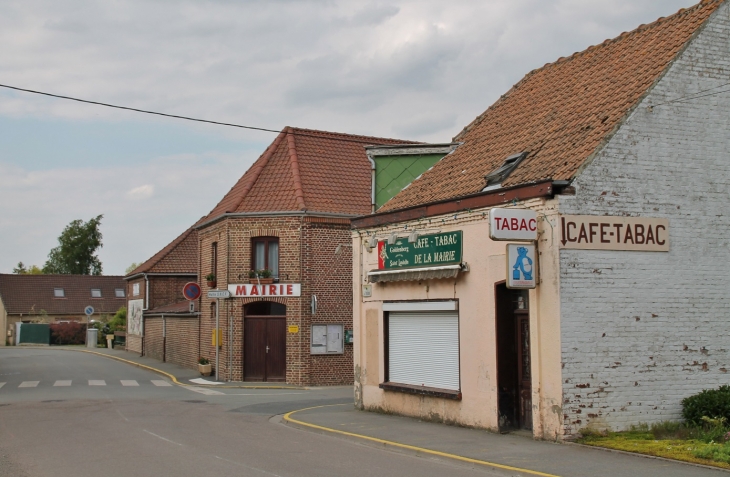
54;288;65;298
115;288;125;298
483;152;528;191
91;289;102;298
133;283;140;296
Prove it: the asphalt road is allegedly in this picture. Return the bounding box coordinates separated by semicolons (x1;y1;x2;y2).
0;348;513;477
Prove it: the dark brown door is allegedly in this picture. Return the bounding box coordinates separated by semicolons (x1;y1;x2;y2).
265;319;286;382
244;318;266;381
243;302;287;382
496;284;532;431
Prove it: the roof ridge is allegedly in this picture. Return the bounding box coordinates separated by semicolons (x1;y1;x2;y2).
454;0;721;142
125;226;194;277
286;130;307;211
289;126;420;145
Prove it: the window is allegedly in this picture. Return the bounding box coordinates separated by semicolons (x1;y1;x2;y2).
115;288;125;298
383;301;460;392
483;152;528;191
54;288;65;298
133;283;140;296
311;324;344;354
252;237;279;277
211;242;218;279
91;289;102;298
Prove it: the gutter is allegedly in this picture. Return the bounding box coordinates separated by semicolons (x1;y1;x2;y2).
367;153;376;214
125;272;197;281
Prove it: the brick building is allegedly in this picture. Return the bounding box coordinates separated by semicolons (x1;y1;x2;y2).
352;0;730;440
196;127;412;385
124;225;199;369
0;274;126;345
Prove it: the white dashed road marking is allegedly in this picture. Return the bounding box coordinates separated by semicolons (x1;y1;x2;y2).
186;386;224;396
151;380;172;387
121;380;139;386
0;383;5;389
54;380;72;386
19;381;39;388
88;380;106;386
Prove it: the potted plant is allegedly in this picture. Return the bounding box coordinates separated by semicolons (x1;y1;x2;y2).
256;269;274;284
247;269;257;283
198;357;212;376
205;273;216;288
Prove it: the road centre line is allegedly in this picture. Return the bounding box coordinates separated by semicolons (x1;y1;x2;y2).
18;381;39;388
0;383;4;389
121;380;139;386
283;404;561;477
54;380;72;386
89;380;106;386
143;429;182;446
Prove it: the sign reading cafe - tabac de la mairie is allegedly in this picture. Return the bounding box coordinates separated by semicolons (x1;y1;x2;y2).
378;231;462;270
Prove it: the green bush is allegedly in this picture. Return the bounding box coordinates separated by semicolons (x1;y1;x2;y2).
682;385;730;426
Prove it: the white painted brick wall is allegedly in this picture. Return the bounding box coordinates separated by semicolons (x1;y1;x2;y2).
558;3;730;438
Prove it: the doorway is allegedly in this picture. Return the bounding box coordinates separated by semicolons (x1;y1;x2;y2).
495;283;532;431
243;301;287;382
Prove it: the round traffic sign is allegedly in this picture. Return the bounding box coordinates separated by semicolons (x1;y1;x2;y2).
183;282;202;301
84;306;94;316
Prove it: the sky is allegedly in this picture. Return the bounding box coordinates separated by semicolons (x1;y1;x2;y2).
0;0;698;275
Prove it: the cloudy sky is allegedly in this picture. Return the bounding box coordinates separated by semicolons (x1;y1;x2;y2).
0;0;697;275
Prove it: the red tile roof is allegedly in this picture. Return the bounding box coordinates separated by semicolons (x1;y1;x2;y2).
146;301;193;314
126;226;199;277
0;274;126;316
381;0;722;212
203;127;415;222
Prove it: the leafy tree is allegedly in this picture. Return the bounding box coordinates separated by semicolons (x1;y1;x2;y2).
12;262;44;274
125;262;141;274
43;215;104;275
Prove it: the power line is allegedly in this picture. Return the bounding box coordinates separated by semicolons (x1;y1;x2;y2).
0;83;407;146
652;81;730;107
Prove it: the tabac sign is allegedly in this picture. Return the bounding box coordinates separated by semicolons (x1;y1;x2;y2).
378;231;462;270
489;208;538;241
559;215;669;251
228;283;302;298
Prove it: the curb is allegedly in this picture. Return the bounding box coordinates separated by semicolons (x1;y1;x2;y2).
282;404;561;477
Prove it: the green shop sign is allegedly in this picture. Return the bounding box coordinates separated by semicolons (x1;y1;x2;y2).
377;231;462;270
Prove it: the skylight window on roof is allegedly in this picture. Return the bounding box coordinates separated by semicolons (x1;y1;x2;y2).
91;289;102;298
54;288;65;298
115;288;125;298
483;152;528;191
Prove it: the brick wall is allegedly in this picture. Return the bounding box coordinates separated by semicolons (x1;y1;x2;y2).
558;3;730;437
144;317;163;361
164;317;200;369
149;277;193;310
197;215;354;385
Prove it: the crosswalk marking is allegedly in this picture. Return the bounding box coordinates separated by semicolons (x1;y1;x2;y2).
151;380;172;387
0;379;178;389
120;380;139;386
54;380;72;387
19;381;39;388
88;380;106;386
186;386;224;396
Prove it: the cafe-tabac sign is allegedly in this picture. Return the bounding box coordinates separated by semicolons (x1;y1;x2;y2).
378;231;462;270
560;215;669;251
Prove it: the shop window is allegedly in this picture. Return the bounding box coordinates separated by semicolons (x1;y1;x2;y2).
54;288;65;298
91;289;102;298
115;288;125;298
252;237;279;277
311;324;344;354
383;301;460;392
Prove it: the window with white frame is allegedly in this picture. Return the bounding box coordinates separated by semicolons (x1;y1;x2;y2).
91;289;102;298
115;288;125;298
54;288;65;298
132;283;140;296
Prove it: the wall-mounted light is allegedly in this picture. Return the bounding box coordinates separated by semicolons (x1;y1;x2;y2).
388;233;397;245
368;236;379;248
408;231;420;243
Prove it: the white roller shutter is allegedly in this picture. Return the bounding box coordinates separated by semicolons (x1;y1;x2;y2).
388;311;459;391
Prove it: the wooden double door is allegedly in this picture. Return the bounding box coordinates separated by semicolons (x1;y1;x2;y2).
243;302;287;382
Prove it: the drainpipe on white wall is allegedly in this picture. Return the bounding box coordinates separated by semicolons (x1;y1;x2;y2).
367;154;376;214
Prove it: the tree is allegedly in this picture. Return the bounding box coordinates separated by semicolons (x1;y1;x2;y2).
125;262;141;274
13;262;44;274
43;215;104;275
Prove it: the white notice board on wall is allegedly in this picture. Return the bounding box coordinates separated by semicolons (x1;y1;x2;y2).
311;324;344;354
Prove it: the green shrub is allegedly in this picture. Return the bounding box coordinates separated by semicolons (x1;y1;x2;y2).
682;385;730;426
695;442;730;463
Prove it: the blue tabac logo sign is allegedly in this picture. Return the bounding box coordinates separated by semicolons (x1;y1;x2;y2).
507;243;536;289
378;231;462;270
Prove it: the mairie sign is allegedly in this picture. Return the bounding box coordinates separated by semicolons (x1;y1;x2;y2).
378;231;462;270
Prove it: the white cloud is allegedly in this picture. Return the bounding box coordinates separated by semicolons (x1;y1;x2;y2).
126;184;154;200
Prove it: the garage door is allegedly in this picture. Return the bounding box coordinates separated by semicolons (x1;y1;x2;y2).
388;311;459;391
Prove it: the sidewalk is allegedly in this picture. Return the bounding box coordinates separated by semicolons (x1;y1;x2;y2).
60;346;307;389
284;404;729;477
